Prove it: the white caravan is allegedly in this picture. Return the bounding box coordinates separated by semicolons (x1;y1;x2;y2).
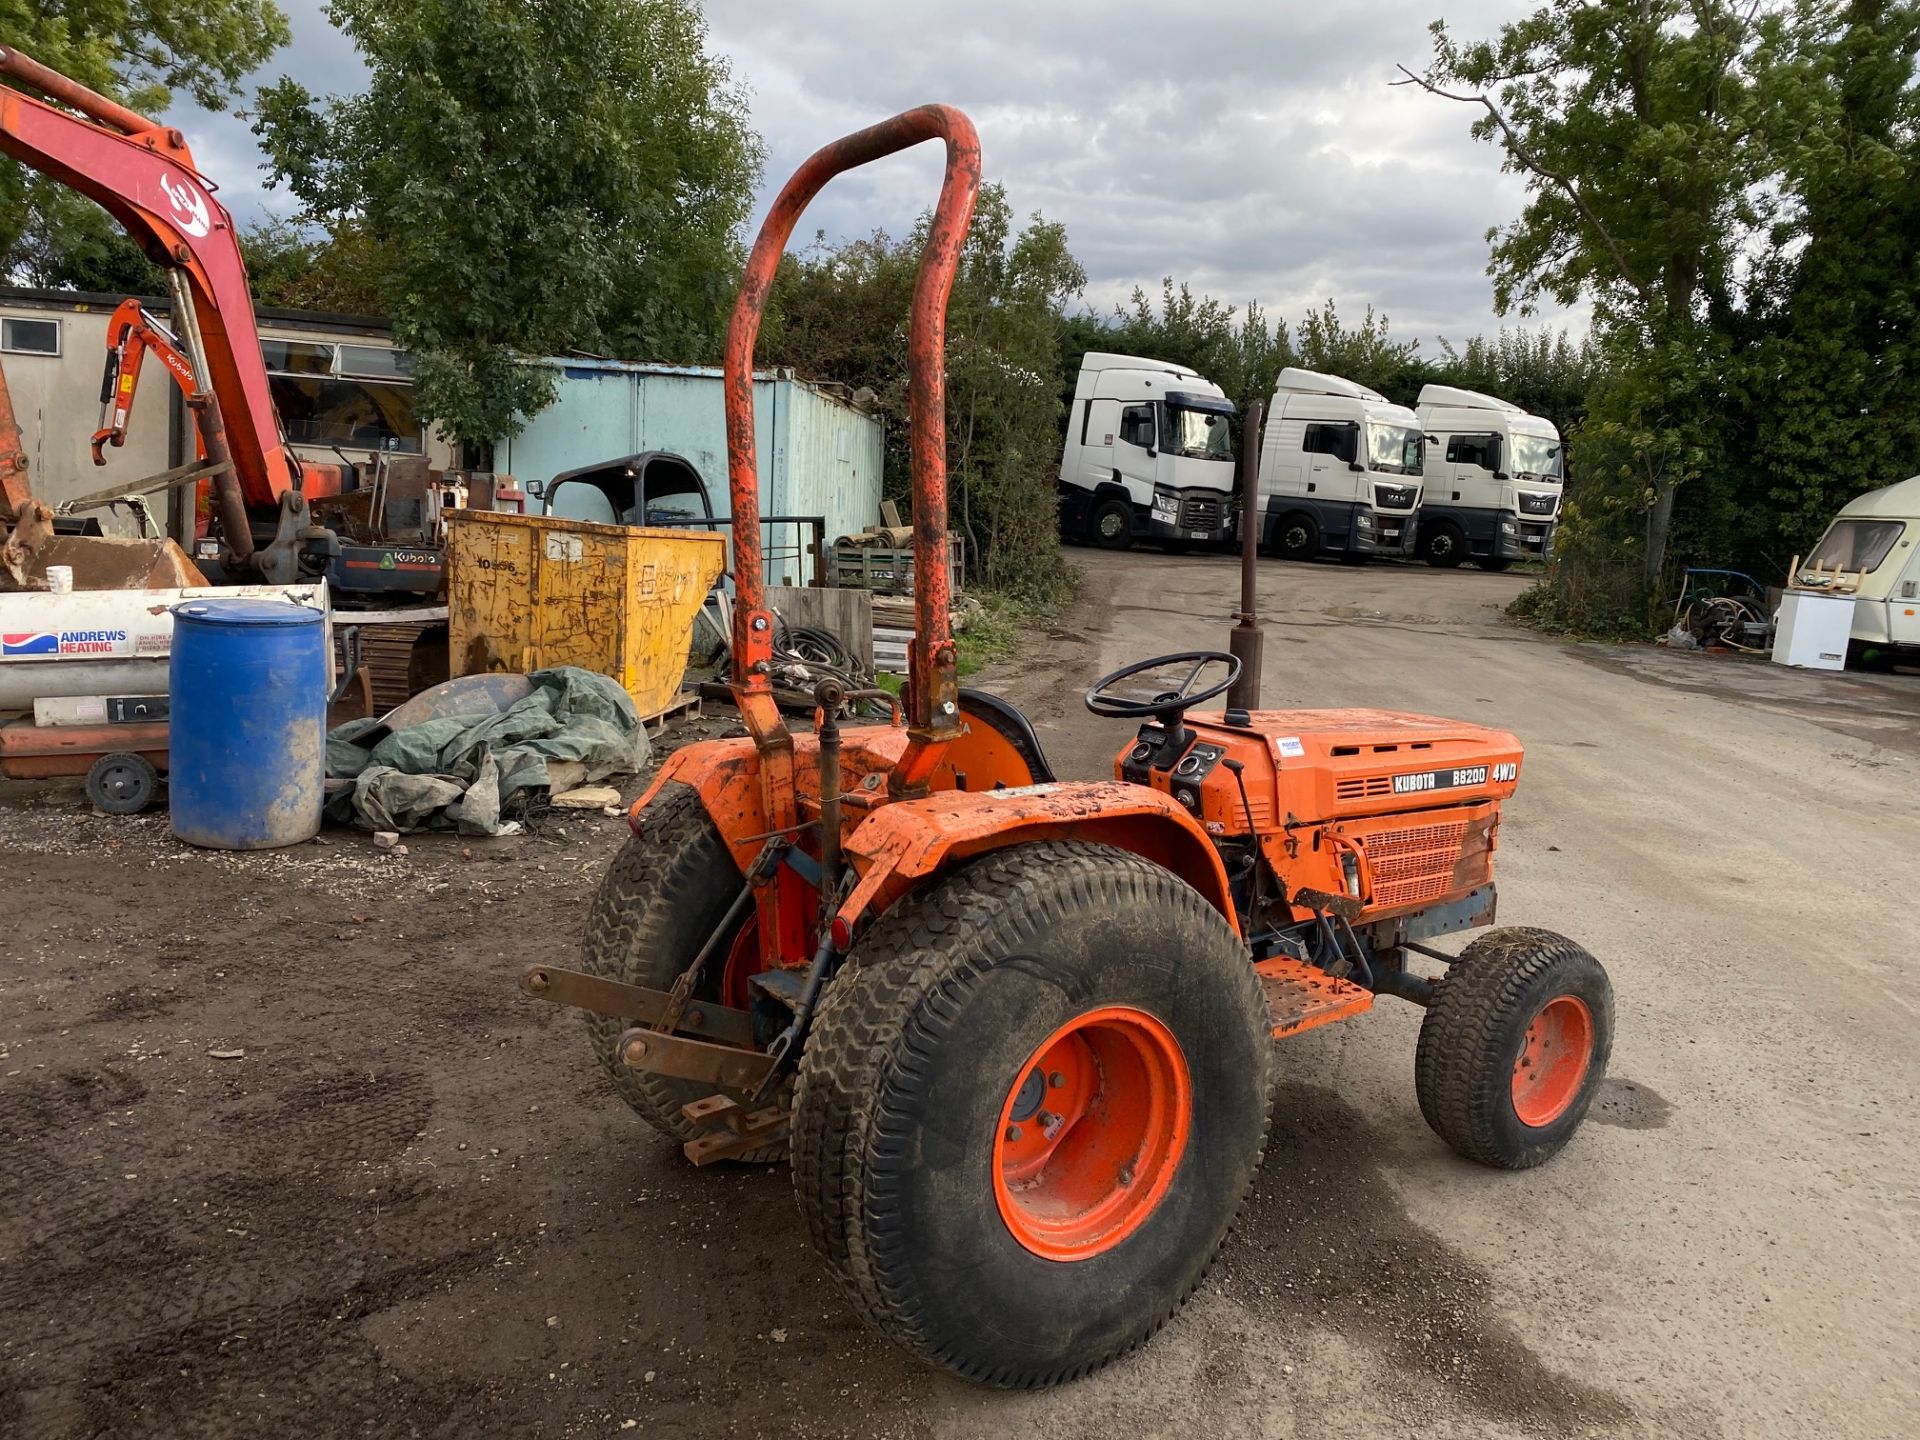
1252;368;1423;561
1058;352;1238;549
1415;384;1563;570
1795;474;1920;663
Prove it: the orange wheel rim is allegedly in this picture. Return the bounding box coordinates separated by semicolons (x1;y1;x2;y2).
991;1005;1191;1261
718;915;759;1011
1511;995;1594;1127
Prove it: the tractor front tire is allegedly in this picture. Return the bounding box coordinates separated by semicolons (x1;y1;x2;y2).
579;782;783;1161
1414;927;1613;1169
792;842;1272;1386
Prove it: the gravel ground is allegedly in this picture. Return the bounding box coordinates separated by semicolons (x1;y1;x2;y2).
2;552;1916;1438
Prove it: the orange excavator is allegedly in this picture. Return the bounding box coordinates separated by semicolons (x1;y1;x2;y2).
524;107;1616;1387
0;46;452;597
90;296;199;465
0;45;337;580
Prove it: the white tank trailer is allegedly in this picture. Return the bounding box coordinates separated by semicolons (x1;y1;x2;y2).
0;582;329;710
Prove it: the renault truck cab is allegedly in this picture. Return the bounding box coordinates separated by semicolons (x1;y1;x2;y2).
1796;474;1920;665
1058;352;1237;550
1415;385;1562;570
1254;368;1423;562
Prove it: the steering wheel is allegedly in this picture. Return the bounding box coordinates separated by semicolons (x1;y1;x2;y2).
1084;650;1242;721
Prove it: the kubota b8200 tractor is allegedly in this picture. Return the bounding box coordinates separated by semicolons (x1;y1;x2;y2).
525;108;1614;1387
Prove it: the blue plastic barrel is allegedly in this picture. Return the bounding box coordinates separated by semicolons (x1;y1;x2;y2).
168;598;328;849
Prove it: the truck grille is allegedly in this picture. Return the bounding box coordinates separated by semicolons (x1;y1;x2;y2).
1179;494;1222;532
1374;484;1417;510
1358;821;1468;909
1517;491;1558;516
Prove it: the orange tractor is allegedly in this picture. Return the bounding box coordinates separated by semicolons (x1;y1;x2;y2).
525;107;1614;1387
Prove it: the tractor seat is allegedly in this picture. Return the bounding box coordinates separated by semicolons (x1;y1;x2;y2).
958;688;1057;785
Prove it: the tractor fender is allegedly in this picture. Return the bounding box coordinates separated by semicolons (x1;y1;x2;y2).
839;780;1239;933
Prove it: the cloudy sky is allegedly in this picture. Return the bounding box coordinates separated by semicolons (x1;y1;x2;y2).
161;0;1582;350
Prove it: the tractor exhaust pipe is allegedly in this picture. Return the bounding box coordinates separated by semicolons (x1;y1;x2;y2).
1227;398;1265;712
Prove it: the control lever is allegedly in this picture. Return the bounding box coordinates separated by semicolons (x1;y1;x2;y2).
1220;757;1264;922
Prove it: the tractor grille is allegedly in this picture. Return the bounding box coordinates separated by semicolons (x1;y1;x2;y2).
1336;776;1393;801
1180;494;1223;532
1358;821;1468;909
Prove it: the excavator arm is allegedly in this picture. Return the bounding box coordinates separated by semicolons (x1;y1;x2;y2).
0;45;337;564
91;297;200;464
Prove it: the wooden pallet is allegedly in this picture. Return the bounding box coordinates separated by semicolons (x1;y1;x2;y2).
641;690;701;735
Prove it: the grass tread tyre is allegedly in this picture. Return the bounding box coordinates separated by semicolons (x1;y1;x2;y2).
579;781;783;1162
1414;926;1612;1169
793;841;1272;1387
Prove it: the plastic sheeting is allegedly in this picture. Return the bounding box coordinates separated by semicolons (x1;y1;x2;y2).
325;666;651;835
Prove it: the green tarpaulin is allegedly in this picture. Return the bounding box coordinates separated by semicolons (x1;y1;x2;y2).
325;667;651;835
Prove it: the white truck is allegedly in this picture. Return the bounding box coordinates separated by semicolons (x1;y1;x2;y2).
1058;352;1238;550
1795;474;1920;664
1414;384;1563;570
1251;368;1423;562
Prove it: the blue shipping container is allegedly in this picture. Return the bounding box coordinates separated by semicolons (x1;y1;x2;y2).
495;360;885;586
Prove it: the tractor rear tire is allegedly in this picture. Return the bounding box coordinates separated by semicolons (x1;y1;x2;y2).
578;781;783;1162
792;841;1272;1386
1414;927;1613;1169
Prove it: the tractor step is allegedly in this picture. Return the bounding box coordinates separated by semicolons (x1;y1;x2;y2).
1255;955;1375;1038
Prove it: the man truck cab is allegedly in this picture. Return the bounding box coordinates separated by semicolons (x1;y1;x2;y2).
1254;368;1423;562
1058;352;1237;550
1415;385;1562;570
1796;474;1920;665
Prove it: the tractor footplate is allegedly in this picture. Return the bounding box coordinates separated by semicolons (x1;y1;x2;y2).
1255;955;1375;1038
519;964;754;1047
679;1095;790;1165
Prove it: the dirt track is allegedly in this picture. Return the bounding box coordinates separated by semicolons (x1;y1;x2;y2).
4;552;1917;1438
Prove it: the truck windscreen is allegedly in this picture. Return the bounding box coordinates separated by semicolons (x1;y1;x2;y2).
1367;423;1422;475
1163;405;1235;461
1512;432;1563;479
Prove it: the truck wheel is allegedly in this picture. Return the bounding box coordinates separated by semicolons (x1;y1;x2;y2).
1275;513;1318;562
1089;497;1133;550
1414;927;1613;1170
1421;523;1466;568
86;752;158;814
1474;554;1513;573
579;782;782;1161
792;842;1272;1386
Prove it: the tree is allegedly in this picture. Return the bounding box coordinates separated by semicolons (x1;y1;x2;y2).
252;0;761;454
1293;299;1425;400
0;0;291;288
1401;1;1772;605
1105;278;1294;419
763;184;1086;602
1742;0;1920;566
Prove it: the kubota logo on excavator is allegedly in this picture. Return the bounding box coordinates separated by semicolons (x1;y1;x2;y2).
160;173;211;239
